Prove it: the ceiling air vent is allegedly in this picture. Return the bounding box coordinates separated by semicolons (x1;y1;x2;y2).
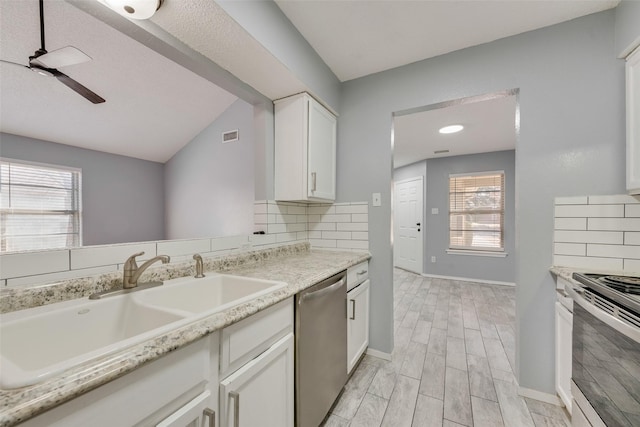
222;130;239;143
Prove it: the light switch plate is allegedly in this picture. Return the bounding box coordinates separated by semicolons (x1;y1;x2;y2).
372;193;382;207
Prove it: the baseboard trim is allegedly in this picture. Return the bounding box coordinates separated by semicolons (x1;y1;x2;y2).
366;348;392;361
421;273;515;287
518;386;563;406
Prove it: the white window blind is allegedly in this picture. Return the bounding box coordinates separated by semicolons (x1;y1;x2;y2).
0;159;82;252
449;171;504;252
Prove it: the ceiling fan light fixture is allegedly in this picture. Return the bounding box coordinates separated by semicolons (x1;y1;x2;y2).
104;0;163;20
439;124;464;134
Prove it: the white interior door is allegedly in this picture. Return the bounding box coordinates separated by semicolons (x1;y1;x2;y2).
394;177;424;274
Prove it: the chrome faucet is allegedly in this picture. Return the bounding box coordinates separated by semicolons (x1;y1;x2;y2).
193;253;205;278
123;252;170;289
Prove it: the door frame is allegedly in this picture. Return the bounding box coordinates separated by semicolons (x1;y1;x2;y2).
393;176;424;274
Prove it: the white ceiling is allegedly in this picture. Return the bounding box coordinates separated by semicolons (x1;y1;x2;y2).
0;0;238;163
275;0;620;82
393;95;517;168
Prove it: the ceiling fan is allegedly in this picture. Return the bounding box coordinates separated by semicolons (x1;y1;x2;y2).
0;0;105;104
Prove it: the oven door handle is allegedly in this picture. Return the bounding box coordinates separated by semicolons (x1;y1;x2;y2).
567;285;640;343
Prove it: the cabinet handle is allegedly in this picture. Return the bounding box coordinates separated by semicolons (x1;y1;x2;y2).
357;270;366;275
311;172;317;192
203;408;215;427
350;299;356;320
230;391;240;427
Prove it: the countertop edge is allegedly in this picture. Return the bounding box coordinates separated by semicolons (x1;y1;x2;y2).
0;249;370;427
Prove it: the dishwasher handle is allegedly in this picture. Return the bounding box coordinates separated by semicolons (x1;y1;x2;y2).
300;278;345;302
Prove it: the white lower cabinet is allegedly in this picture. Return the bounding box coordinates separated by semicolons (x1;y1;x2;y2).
20;335;219;427
347;279;370;374
555;297;573;414
157;390;215;427
220;333;294;427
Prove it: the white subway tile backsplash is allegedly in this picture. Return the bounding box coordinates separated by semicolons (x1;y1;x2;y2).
6;265;117;287
554;194;640;270
308;205;335;215
624;259;640;273
1;199;368;288
211;235;249;251
309;222;336;231
322;214;352;223
322;231;352;240
337;240;369;250
588;218;640;231
555;196;588;205
554;243;586;256
337;222;368;231
555;204;624;218
1;249;70;280
626;204;640;217
351;232;369;241
554;230;623;245
553;255;623;271
335;204;368;214
352;214;368;223
625;232;640;245
71;243;156;270
157;239;211;257
588;195;640;204
309;239;337;248
554;218;587;230
587;244;640;260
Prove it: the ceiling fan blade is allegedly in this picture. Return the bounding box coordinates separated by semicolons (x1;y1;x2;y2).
0;59;29;69
50;69;105;104
30;46;92;69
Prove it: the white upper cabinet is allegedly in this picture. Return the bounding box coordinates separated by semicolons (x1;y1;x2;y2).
627;46;640;195
275;93;337;202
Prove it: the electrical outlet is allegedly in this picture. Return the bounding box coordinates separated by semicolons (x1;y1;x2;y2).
431;208;439;215
431;256;436;263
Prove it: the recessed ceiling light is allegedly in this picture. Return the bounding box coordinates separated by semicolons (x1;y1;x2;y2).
439;124;464;134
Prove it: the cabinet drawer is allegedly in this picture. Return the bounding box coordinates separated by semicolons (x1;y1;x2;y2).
347;261;369;291
220;298;293;378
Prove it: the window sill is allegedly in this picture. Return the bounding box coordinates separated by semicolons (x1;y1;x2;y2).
446;249;508;258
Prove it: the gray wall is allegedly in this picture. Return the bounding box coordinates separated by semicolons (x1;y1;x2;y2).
338;10;626;396
426;151;515;283
0;132;165;246
164;99;255;239
393;151;515;284
615;0;640;56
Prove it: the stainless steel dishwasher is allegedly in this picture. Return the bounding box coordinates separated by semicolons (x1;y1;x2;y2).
295;271;347;427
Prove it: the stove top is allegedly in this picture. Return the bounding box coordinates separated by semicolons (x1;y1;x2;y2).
572;272;640;314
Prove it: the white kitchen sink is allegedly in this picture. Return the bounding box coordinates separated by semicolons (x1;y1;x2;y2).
0;274;286;389
137;274;287;316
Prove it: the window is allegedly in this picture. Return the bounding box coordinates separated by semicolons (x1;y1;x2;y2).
1;159;82;252
449;171;504;252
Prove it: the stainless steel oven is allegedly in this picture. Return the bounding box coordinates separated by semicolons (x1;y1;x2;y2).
568;273;640;427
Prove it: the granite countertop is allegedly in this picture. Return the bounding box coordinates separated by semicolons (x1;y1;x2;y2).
0;245;370;427
550;265;640;285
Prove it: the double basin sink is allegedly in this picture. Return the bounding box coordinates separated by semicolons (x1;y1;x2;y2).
0;274;287;389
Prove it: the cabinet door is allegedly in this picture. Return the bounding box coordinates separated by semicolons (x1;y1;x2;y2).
220;333;294;427
347;280;370;373
157;390;215;427
307;98;336;201
555;301;573;414
627;46;640;195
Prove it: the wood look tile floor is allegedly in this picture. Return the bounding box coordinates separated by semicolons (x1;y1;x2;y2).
322;268;571;427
